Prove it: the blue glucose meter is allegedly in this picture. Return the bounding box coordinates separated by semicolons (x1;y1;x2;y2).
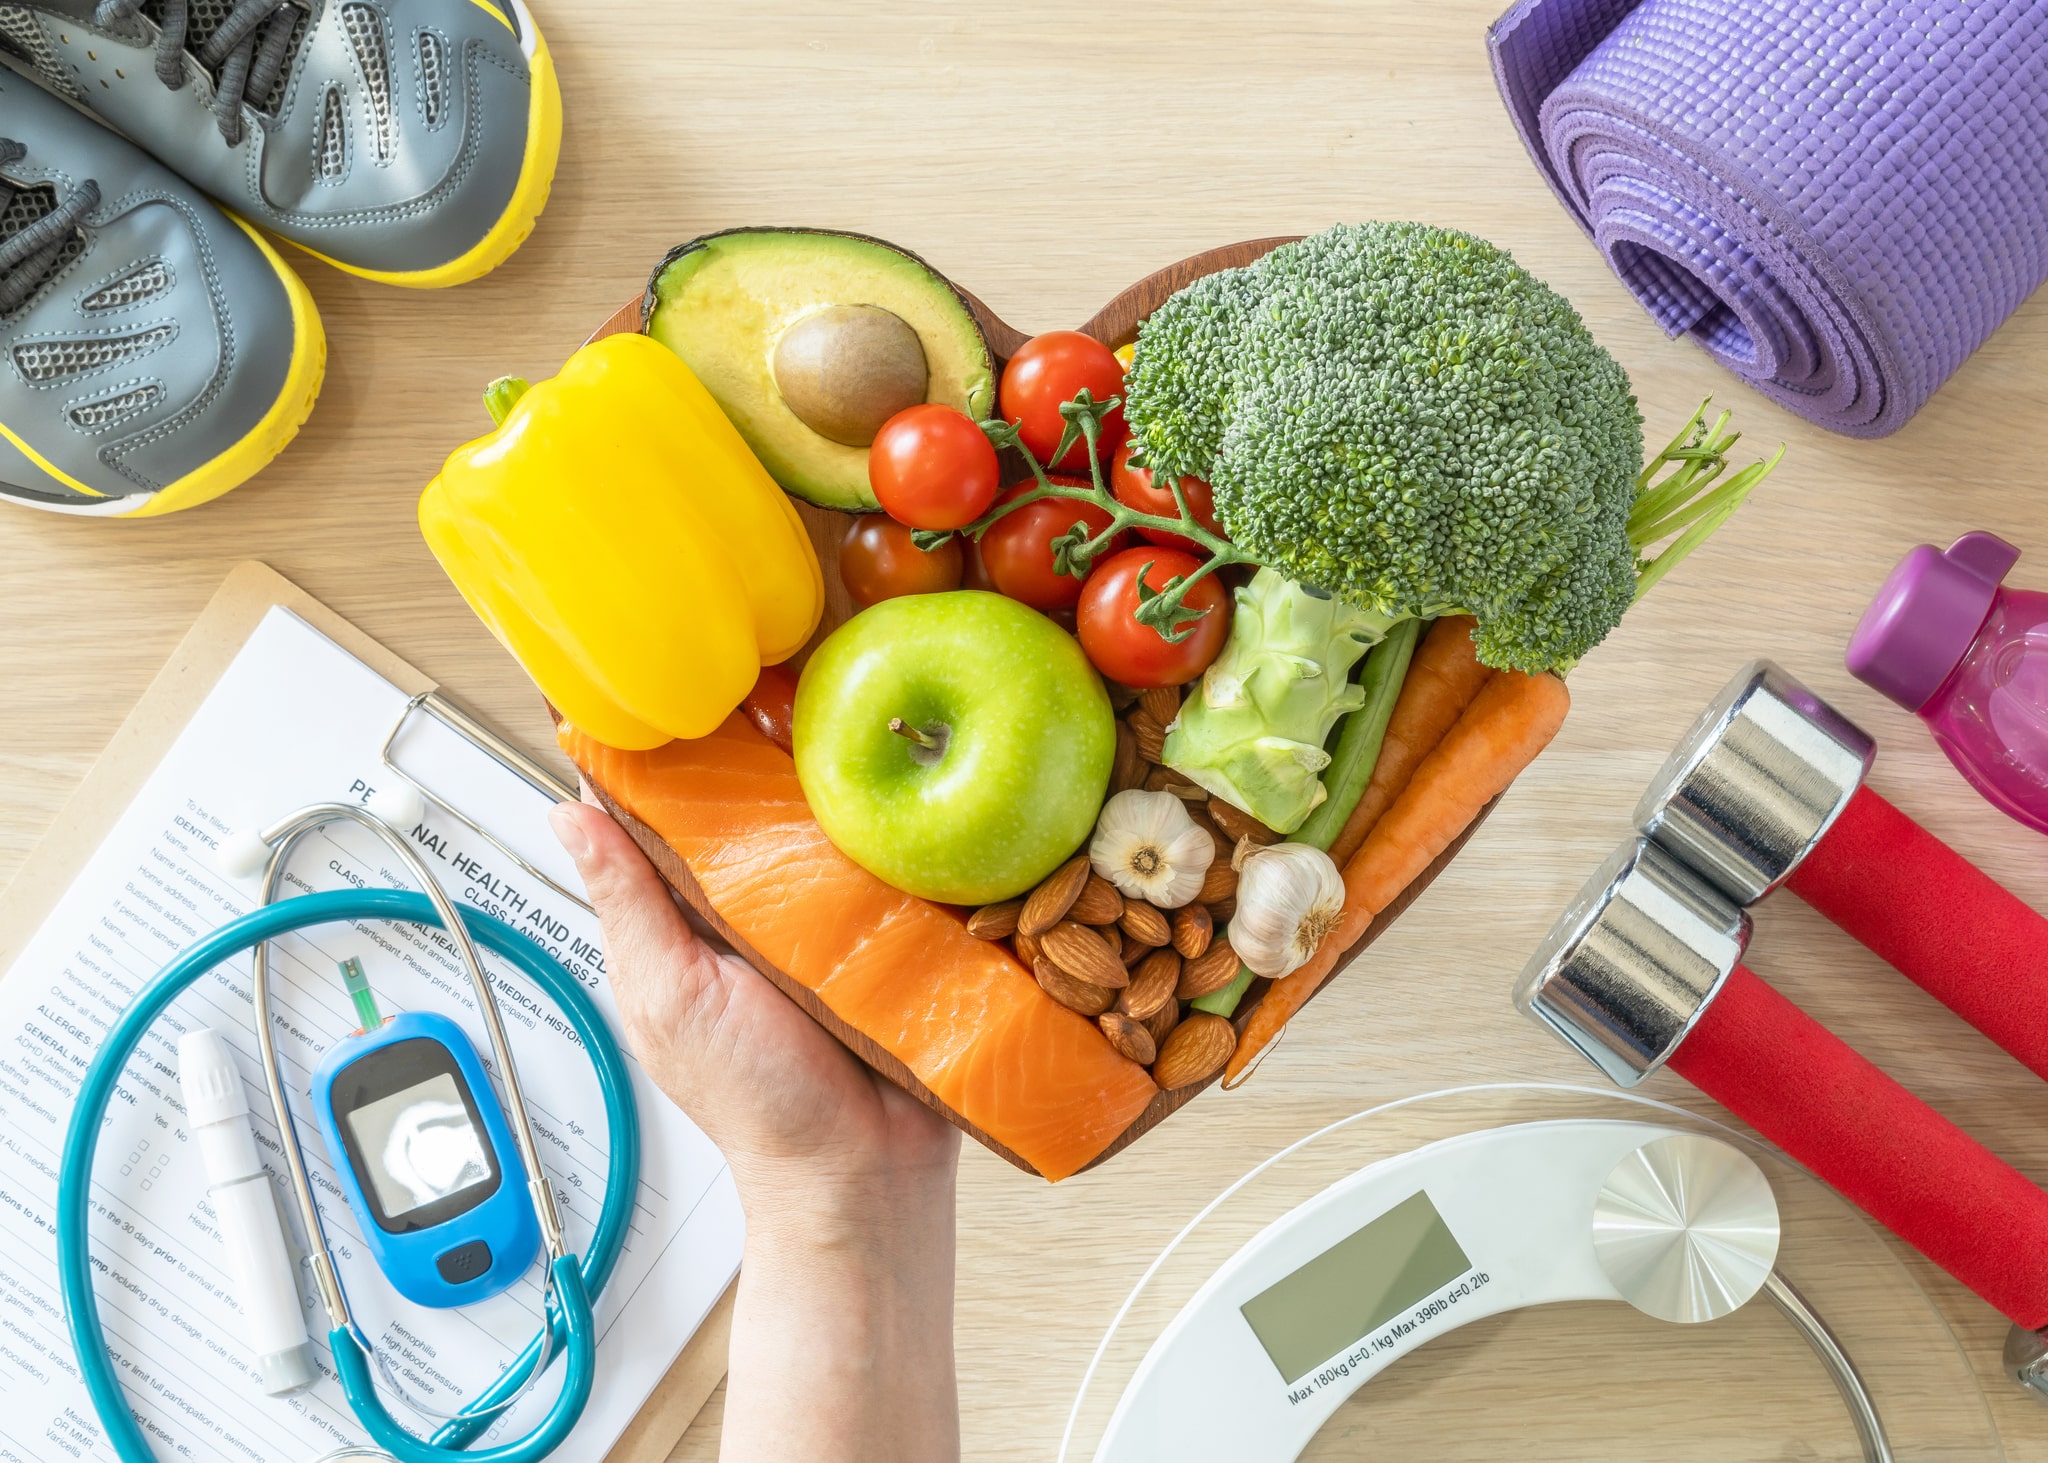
312;1007;541;1308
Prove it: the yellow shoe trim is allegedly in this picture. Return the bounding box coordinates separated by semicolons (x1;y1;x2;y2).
0;420;105;498
466;0;517;32
287;24;561;289
121;220;326;518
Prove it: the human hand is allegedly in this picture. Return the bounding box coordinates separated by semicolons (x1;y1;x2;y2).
551;795;962;1463
548;795;958;1214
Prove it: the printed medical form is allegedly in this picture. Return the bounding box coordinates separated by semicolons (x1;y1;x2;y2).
0;608;741;1462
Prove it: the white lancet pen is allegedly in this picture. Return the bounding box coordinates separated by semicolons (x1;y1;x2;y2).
177;1027;317;1396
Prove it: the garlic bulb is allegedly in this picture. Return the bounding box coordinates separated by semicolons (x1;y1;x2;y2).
1089;789;1214;909
1227;841;1345;978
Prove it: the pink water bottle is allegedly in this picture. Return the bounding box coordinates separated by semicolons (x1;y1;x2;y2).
1848;531;2048;834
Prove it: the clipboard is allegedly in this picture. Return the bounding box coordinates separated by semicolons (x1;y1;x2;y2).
0;559;734;1463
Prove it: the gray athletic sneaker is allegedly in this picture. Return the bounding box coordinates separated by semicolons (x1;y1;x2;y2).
0;70;321;515
0;0;560;287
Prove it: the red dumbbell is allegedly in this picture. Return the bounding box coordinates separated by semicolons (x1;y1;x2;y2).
1634;660;2048;1082
1518;837;2048;1332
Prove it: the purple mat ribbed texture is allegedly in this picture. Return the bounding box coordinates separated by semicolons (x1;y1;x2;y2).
1490;0;2048;437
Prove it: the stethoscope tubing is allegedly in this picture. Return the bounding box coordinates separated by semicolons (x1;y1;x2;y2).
57;888;641;1463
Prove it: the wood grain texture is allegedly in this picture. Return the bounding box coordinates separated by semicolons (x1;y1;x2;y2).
584;235;1485;1176
5;1;2048;1457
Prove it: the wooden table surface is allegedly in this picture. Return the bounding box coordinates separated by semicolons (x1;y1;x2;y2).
5;1;2047;1457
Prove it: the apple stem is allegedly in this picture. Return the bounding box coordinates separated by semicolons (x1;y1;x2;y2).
889;717;939;750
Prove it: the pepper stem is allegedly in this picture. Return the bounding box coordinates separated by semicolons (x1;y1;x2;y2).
483;375;532;426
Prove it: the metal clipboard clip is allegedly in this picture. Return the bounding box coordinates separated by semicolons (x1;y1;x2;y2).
378;691;594;916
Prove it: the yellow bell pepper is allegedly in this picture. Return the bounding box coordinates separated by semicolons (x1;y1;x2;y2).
420;332;823;750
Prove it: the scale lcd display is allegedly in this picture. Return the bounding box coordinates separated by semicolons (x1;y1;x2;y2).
1239;1189;1471;1383
345;1071;493;1220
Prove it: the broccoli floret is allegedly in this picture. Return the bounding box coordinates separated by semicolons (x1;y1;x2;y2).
1118;261;1267;483
1124;222;1652;673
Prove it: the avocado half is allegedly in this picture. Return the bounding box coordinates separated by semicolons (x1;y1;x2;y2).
644;229;997;511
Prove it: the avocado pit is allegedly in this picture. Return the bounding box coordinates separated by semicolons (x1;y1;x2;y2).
772;304;930;447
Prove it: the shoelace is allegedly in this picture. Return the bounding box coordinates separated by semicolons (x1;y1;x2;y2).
0;140;99;314
93;0;302;146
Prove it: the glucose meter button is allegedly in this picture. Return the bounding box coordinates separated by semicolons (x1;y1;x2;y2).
436;1239;494;1285
1591;1133;1781;1324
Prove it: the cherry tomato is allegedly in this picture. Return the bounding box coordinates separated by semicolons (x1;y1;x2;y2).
1076;547;1231;688
840;514;963;609
961;534;997;593
742;662;799;753
976;480;1124;611
867;404;1001;530
1110;440;1224;552
999;331;1127;470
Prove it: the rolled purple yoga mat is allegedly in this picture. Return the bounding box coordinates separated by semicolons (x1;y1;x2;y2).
1489;0;2048;437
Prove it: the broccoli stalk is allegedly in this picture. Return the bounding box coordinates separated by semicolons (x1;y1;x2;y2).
1153;397;1778;834
1159;570;1383;834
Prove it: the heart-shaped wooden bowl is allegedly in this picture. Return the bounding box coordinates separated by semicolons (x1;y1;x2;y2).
576;238;1499;1177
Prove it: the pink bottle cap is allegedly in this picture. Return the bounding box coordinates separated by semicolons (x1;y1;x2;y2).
1847;532;2020;712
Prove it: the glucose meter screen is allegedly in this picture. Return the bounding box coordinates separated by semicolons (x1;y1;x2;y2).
1239;1190;1472;1384
346;1072;494;1221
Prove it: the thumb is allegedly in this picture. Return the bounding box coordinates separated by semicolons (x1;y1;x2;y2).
549;797;737;1077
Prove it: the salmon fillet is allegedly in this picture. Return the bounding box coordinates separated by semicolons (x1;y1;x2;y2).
562;715;1158;1180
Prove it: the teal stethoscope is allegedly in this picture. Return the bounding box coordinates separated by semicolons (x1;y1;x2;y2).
56;795;640;1463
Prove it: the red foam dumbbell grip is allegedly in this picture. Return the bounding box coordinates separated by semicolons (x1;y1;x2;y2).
1666;964;2048;1328
1786;785;2048;1081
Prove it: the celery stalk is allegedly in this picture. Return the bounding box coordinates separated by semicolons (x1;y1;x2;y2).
1192;965;1255;1017
1290;618;1422;853
1192;620;1422;1019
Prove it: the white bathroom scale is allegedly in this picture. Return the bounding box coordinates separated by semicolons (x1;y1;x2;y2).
1060;1085;1998;1463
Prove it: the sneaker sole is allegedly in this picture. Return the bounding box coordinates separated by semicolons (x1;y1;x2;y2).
285;0;563;290
0;218;327;518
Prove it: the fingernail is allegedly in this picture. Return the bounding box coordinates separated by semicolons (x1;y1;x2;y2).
549;802;591;861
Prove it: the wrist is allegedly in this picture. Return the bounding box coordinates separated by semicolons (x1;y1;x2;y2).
734;1141;957;1258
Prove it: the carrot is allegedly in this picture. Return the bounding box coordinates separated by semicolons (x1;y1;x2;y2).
1225;669;1570;1082
1325;617;1492;868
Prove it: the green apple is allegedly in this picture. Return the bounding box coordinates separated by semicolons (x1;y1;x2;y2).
794;590;1114;904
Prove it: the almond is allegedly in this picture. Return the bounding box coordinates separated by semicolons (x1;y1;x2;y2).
1139;684;1182;729
1197;858;1238;904
1152;1012;1234;1090
1171;903;1213;960
1105;680;1141;711
1122;934;1151;967
1119;948;1181;1021
1013;928;1042;967
1100;921;1124;959
1129;708;1167;764
1036;957;1114;1016
967;898;1024;940
1068;874;1125;926
1042;922;1129;989
1177;939;1242;1000
1208;895;1237;922
1019;855;1091;937
1098;1011;1157;1065
1142;997;1180;1049
1209;797;1282;846
1110;720;1146;794
1144;766;1207;801
1120;899;1172;948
